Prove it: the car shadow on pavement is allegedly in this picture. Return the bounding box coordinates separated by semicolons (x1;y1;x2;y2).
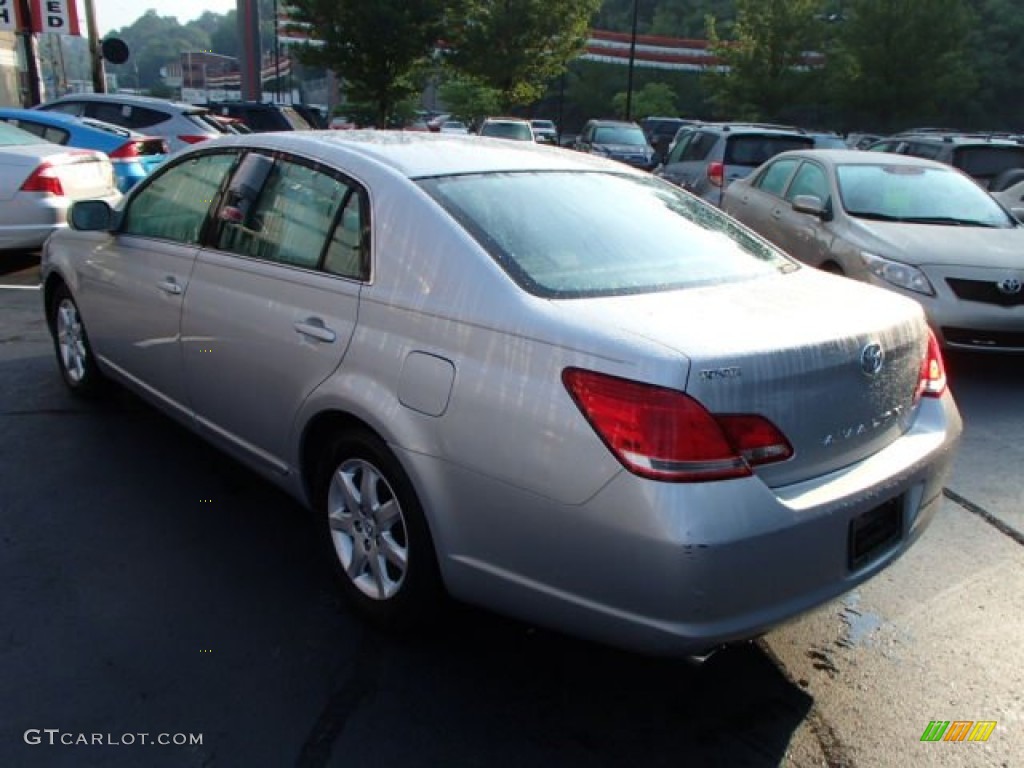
1;351;815;768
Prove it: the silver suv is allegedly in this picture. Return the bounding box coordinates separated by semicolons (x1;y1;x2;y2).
865;131;1024;190
37;94;226;153
655;123;814;206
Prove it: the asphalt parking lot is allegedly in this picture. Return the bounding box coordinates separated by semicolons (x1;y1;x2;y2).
2;253;1022;767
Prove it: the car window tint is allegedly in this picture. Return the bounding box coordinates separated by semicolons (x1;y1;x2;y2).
323;190;369;279
42;102;83;116
593;126;646;145
0;121;49;145
4;119;70;145
123;152;238;243
666;131;694;164
786;162;829;203
902;142;942;160
218;157;348;270
724;135;813;166
420;171;793;299
680;131;716;162
952;146;1024;182
755;158;799;196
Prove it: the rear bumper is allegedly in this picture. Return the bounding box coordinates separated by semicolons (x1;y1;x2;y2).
411;391;961;656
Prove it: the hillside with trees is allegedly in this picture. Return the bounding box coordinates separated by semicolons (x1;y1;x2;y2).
54;0;1024;133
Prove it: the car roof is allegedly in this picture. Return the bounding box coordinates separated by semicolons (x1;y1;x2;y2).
773;148;953;168
587;119;640;127
482;117;530;124
41;93;208;113
194;130;639;179
882;132;1024;147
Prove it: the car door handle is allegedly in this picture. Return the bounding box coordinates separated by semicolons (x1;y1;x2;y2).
294;319;337;343
157;278;183;296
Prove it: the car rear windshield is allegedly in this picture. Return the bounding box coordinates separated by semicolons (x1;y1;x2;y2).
952;145;1024;185
482;122;532;140
593;126;646;146
724;135;814;166
418;171;793;298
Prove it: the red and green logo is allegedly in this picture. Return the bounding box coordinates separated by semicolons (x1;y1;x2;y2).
920;721;997;742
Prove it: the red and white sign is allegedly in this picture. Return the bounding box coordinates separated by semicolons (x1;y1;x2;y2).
31;0;81;35
0;0;21;32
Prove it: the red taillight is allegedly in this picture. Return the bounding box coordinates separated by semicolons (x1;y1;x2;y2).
562;368;792;482
707;161;725;187
178;134;210;145
20;162;64;196
917;329;947;399
108;141;140;160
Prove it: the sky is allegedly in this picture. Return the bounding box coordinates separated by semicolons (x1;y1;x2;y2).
92;0;240;36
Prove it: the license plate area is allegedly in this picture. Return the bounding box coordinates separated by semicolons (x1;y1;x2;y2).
848;496;903;571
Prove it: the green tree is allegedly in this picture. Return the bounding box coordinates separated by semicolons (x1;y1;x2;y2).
831;0;976;131
612;81;678;119
706;0;825;121
965;0;1024;128
105;11;212;91
445;0;602;110
651;0;736;37
286;0;446;127
438;76;502;124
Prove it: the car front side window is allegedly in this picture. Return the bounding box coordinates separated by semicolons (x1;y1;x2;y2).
785;162;830;206
754;158;799;197
122;151;238;244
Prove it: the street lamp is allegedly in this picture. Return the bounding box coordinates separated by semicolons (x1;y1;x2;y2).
624;0;639;121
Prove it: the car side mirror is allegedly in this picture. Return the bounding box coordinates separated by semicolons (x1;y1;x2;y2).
792;194;827;218
69;200;114;231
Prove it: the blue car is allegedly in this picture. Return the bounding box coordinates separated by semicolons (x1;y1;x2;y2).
0;108;167;192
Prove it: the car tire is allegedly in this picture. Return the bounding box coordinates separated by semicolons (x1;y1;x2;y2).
316;429;442;629
820;261;846;276
49;284;105;397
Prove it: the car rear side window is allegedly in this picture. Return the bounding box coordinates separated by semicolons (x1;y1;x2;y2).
87;103;167;130
902;142;942;160
953;146;1024;184
216;154;357;272
725;135;813;166
680;131;716;162
123;152;238;243
420;171;793;298
4;119;69;145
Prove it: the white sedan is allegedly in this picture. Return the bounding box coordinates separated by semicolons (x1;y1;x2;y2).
0;121;120;251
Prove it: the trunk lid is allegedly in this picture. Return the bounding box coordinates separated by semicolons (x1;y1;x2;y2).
558;269;928;488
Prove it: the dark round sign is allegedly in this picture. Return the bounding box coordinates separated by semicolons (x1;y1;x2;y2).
101;38;131;65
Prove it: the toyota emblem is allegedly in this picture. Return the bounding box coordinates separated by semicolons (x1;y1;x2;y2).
860;342;884;376
997;277;1022;295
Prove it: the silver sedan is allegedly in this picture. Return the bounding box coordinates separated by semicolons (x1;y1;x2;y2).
41;132;961;655
723;149;1024;353
0;121;120;251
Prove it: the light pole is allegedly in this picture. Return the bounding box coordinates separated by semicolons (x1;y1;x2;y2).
624;0;639;121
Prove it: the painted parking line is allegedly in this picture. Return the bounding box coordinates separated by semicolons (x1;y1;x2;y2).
0;284;41;290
